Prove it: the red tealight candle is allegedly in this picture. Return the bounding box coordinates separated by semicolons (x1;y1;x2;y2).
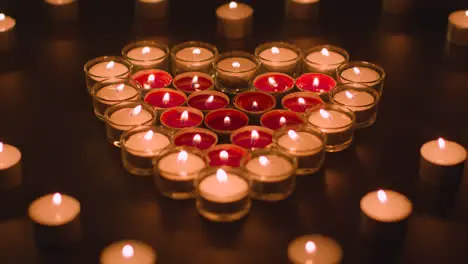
205;108;249;141
253;72;295;94
282;91;324;113
160;106;204;129
132;69;173;90
187;90;230;112
144;88;187;109
207;144;247;167
231;126;274;150
173;72;214;94
295;73;336;94
174;127;218;150
234;91;276;113
260;110;304;131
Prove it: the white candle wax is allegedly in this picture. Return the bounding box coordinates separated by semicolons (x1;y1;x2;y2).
216;1;253;39
306;49;345;71
199;170;249;203
0;143;21;170
109;107;153;130
0;14;16;32
96;84;139;105
28;193;80;226
448;10;468;46
176;47;214;63
216;2;253;20
216;57;257;78
246;154;294;181
259;47;298;71
360;190;412;222
307;109;352;132
332;90;375;111
89;61;129;82
340;67;380;85
158;151;206;180
124;131;171;157
420;139;467;166
449;10;468;28
44;0;76;5
126;46;166;66
100;240;157;264
288;234;343;264
277;131;322;156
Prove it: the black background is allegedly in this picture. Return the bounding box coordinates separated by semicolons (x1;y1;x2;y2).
0;0;467;263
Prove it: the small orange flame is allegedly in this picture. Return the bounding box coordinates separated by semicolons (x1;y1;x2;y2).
0;14;5;21
162;92;170;105
377;190;388;203
116;84;125;92
193;134;201;145
465;10;468;16
177;150;188;163
259;156;269;166
131;105;142;117
52;193;62;206
305;241;317;254
192;48;201;55
345;91;354;99
142;46;151;55
319;109;331;119
216;168;228;183
192;75;199;84
252;101;258;110
224;116;231;126
106;61;115;70
438;138;446;149
321;48;330;57
313;77;319;87
298;97;306;105
268;77;278;87
181;111;189;122
206;95;214;105
122;245;134;259
251;130;259;142
288;130;299;141
144;130;154;141
220;150;229;161
0;142;3;153
147;74;155;83
279;116;286;126
353;67;361;75
232;61;241;68
271;47;280;54
229;1;238;9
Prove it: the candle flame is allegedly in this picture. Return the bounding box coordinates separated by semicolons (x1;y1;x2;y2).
116;84;125;92
232;62;240;68
377;190;388;203
252;101;258;110
192;48;201;55
271;47;280;54
181;110;189;123
279;116;286;126
345;91;354;99
192;75;199;84
177;150;188;163
0;14;5;21
131;105;142;117
106;61;115;70
288;130;299;141
305;241;317;254
193;134;201;145
122;245;134;259
148;74;155;83
206;95;214;105
162;92;170;105
353;67;361;75
142;46;151;55
52;193;62;206
259;156;269;166
224;116;231;126
220;150;229;161
313;77;319;87
319;109;331;119
216;168;228;183
144;130;154;141
298;97;306;105
465;10;468;16
0;142;3;153
268;77;278;87
321;48;330;57
251;130;259;142
438;138;446;149
229;1;238;9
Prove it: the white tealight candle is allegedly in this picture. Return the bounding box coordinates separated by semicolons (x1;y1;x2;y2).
174;46;214;72
332;90;375;111
0;142;22;190
216;1;253;39
361;189;412;222
100;240;157;264
108;105;154;130
447;10;468;46
96;83;139;105
278;131;322;154
124;130;171;157
125;45;166;67
88;60;130;82
340;66;380;85
0;13;16;32
288;234;343;264
307;109;352;133
199;168;249;203
158;150;206;180
216;57;258;78
44;0;76;6
305;47;346;74
257;45;300;74
246;154;294;181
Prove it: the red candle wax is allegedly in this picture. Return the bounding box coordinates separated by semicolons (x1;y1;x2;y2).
295;73;336;93
160;107;204;129
282;92;324;113
231;126;273;149
253;72;295;94
234;91;276;113
207;144;247;167
132;69;172;89
205;108;249;133
174;128;218;150
187;91;230;112
173;72;214;93
144;88;187;109
260;110;304;131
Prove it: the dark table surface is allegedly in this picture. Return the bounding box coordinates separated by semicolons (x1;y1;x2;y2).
0;0;468;263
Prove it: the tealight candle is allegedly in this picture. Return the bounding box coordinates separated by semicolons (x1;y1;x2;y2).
274;125;325;175
253;72;295;106
231;126;274;150
174;127;218;150
187;90;230;112
122;40;169;70
419;138;466;188
207;144;247;167
144;88;187;110
306;104;355;152
288;234;343;264
303;45;349;76
216;1;253;39
0;142;22;190
100;240;157;264
234;91;276;124
171;41;218;75
295;73;337;100
286;0;320;20
0;13;16;32
205;108;249;143
337;61;385;94
282;92;324;113
160;106;204;130
329;84;380;128
255;42;301;76
135;0;168;20
28;193;81;247
91;78;141;120
196;167;251;222
242;149;297;201
104;102;156;147
121;126;172;176
214;51;260;94
44;0;76;5
260;110;304;131
447;10;468;46
154;147;208;199
173;72;214;94
131;69;172;91
84;56;132;92
360;189;413;241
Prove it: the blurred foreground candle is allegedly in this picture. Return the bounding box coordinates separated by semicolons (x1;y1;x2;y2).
286;0;320;20
174;127;218;150
360;189;412;241
214;51;260;94
274;125;325;175
295;73;336;100
207;144;247;167
84;56;132;92
100;240;157;264
337;61;385;94
144;88;187;110
205;108;249;143
136;0;168;20
173;72;214;94
255;42;302;76
231;126;274;150
303;45;349;76
242;149;297;201
160;106;204;130
187;90;230;112
44;0;75;5
282;92;324;113
447;10;468;46
216;1;253;39
382;0;413;15
171;41;218;75
260;109;304;131
154;147;208;199
253;72;295;106
28;193;81;247
121;126;172;176
132;69;172;91
0;13;16;32
234;91;276;124
196;167;251;222
0;142;22;190
288;234;343;264
122;40;169;70
306;104;355;152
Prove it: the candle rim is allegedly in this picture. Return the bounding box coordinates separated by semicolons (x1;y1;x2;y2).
104;101;156;127
329;84;379;108
337;61;386;84
84;56;132;78
233;91;277;114
122;125;173;155
254;41;302;63
304;44;350;66
172;41;219;63
121;40;169;62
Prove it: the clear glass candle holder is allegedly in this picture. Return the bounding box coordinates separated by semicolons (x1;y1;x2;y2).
303;45;350;77
154;146;208;199
84;56;133;93
91;78;142;120
195;166;251;222
122;40;169;71
171;41;219;76
274;124;326;175
305;104;356;152
255;42;302;77
120;126;173;176
329;84;380;129
213;51;260;95
336;61;386;94
241;149;298;201
104;101;156;147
